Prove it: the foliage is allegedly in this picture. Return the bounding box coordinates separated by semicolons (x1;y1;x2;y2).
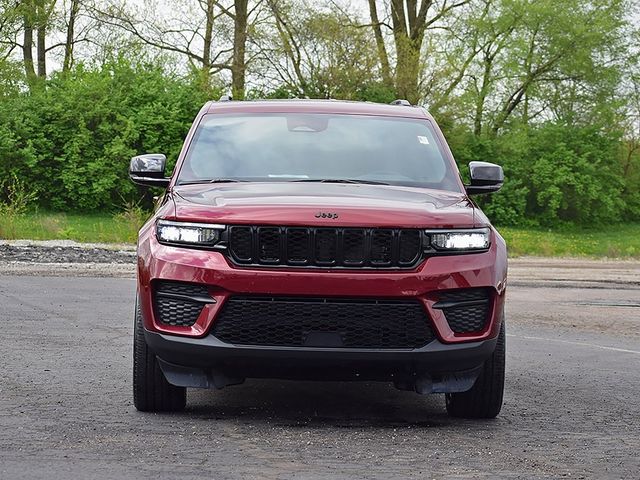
0;172;38;242
0;57;217;211
450;123;631;226
113;198;151;231
0;173;38;238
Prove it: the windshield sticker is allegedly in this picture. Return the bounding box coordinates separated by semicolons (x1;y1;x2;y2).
417;136;430;145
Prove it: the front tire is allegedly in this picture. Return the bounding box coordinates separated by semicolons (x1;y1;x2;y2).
445;320;505;419
133;300;186;412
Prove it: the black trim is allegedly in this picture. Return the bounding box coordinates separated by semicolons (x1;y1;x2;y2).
432;299;487;310
465;184;502;195
144;328;499;386
226;226;424;269
130;175;171;188
210;295;434;349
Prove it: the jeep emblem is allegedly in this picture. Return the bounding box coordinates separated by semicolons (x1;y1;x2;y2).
315;212;339;219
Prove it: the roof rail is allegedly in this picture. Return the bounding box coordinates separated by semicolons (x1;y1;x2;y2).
219;94;233;102
390;99;411;106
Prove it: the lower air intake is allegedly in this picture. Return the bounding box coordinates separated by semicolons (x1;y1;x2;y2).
153;281;211;327
212;296;434;349
434;288;491;333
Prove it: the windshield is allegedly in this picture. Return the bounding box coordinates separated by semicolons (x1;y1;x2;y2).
177;113;461;192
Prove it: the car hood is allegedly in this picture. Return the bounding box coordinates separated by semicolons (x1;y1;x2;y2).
170;182;478;228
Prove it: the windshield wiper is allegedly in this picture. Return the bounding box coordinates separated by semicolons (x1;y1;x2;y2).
178;178;247;185
292;178;390;186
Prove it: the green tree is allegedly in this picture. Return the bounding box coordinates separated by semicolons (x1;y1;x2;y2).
264;1;383;99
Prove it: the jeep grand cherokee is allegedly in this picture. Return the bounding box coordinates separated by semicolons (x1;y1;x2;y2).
129;98;507;418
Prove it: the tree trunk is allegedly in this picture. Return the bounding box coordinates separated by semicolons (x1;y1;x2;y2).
474;56;493;136
22;18;37;84
37;26;46;78
200;0;215;90
394;35;422;103
231;0;248;99
63;0;80;72
35;0;47;79
367;0;392;88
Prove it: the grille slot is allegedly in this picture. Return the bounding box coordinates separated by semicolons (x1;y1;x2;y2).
230;227;252;261
228;226;423;269
211;296;434;349
398;230;421;265
286;228;310;264
258;227;280;263
371;229;393;265
154;281;212;327
315;229;337;265
343;229;365;265
434;288;491;333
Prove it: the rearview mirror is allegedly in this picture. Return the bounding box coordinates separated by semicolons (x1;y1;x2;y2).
129;154;170;187
465;161;504;195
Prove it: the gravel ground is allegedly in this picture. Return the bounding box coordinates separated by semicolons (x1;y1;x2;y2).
0;240;135;263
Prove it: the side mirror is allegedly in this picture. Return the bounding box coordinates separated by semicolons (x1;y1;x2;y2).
465;161;504;195
129;154;170;187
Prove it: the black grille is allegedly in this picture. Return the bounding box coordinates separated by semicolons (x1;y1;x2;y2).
227;226;423;268
434;288;491;333
155;297;203;327
211;296;434;349
154;281;212;327
155;281;210;298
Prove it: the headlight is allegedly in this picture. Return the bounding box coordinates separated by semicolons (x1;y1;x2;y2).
156;220;225;246
427;228;490;251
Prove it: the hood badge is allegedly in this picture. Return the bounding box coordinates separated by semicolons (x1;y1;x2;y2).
315;212;339;219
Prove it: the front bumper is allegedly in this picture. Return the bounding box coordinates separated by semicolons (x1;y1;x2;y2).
136;229;507;387
138;233;507;341
145;328;499;392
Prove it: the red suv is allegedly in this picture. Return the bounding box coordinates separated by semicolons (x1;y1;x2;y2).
129;98;507;418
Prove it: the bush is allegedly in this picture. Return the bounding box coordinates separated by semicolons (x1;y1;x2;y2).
0;173;38;217
0;57;217;211
448;123;628;227
0;173;38;238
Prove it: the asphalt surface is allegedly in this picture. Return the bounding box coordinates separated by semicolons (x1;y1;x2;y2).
1;263;639;478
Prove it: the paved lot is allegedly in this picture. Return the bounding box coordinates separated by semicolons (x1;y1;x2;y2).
0;265;639;479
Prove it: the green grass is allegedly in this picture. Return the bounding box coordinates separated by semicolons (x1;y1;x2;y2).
1;212;639;258
0;212;147;244
500;225;640;258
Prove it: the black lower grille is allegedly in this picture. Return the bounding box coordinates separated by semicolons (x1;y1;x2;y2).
211;296;434;349
154;281;212;327
155;297;203;327
227;226;423;269
433;288;491;333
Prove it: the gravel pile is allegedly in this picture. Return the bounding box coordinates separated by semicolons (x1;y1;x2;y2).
0;240;136;276
0;243;135;264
